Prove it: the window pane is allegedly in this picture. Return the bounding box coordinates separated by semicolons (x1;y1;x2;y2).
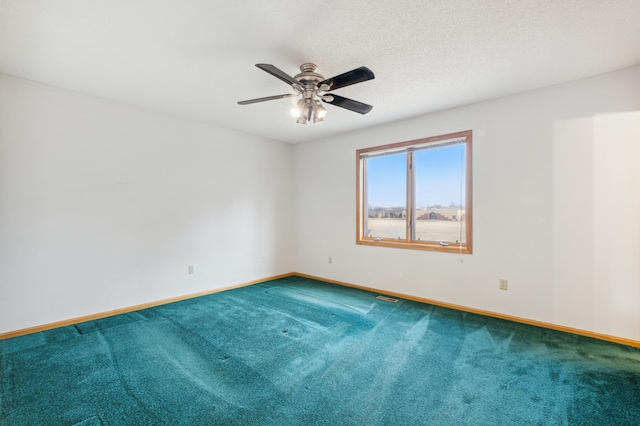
413;144;466;243
365;152;406;240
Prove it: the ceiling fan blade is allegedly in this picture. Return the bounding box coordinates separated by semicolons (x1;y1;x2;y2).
318;66;375;91
256;64;300;86
237;93;298;105
322;94;373;114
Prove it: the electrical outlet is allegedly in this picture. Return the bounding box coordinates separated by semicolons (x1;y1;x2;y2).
328;256;333;264
188;265;194;275
499;279;508;290
261;255;266;264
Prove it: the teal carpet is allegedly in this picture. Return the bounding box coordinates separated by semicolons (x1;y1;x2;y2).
1;276;639;425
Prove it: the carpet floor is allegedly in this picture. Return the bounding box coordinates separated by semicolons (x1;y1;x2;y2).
1;276;639;425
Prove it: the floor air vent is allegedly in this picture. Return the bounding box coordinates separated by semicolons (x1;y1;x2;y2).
376;295;398;303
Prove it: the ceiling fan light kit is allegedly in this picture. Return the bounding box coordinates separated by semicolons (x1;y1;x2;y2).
238;63;374;124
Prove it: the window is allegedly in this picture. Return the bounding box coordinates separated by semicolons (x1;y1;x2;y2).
356;130;472;254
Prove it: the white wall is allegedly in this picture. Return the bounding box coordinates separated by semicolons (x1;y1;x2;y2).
0;74;295;333
293;66;640;341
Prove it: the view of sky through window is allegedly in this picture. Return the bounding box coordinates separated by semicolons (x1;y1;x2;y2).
366;152;406;208
367;144;465;209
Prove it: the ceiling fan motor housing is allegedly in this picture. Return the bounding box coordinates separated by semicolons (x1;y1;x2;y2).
295;63;323;82
295;63;324;100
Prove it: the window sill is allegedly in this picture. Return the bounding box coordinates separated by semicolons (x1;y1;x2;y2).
357;238;472;254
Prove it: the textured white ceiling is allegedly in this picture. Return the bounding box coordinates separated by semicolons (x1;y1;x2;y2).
1;1;640;144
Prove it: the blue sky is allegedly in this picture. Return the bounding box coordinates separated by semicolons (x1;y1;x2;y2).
367;144;466;208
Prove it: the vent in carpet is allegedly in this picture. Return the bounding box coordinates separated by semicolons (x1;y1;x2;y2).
376;295;398;303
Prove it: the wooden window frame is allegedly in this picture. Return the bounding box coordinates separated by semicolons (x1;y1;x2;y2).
356;130;473;254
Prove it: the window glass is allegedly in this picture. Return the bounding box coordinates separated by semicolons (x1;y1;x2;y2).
365;152;407;240
413;144;466;244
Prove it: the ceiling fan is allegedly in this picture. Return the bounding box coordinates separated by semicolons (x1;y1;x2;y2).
237;63;375;124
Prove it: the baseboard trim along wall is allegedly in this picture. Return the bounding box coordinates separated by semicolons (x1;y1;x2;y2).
0;273;294;340
293;273;640;349
2;271;639;349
